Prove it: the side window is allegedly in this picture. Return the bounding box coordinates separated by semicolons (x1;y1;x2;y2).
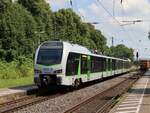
66;53;80;76
81;55;88;74
91;56;103;73
108;59;111;71
119;61;122;69
112;59;116;70
116;60;118;69
103;58;107;71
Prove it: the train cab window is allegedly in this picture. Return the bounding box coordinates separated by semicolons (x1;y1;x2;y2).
66;53;80;76
81;55;88;74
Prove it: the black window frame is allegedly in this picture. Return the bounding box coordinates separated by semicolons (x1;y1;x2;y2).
66;52;80;76
81;54;88;74
91;56;103;73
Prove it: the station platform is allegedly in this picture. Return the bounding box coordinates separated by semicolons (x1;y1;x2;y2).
109;70;150;113
0;85;37;103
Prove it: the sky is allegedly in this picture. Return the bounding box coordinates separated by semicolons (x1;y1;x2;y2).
46;0;150;59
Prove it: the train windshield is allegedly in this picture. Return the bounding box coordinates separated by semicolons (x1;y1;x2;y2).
37;42;63;65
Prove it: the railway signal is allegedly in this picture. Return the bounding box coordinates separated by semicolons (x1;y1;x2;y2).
136;52;139;61
121;0;123;4
69;0;73;6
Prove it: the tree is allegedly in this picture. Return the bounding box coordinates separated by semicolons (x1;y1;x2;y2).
110;44;134;60
0;0;37;61
53;9;107;51
18;0;53;41
0;1;111;62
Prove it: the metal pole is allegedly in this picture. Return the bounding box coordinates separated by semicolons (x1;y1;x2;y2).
112;37;114;47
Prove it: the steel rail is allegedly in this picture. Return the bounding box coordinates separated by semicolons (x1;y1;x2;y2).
0;94;61;113
64;73;140;113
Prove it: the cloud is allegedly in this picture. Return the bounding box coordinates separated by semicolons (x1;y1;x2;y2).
89;3;102;17
48;0;150;58
122;0;150;15
46;0;66;5
78;8;86;18
45;0;68;8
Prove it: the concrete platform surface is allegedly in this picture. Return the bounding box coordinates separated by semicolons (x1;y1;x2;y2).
0;85;37;97
109;70;150;113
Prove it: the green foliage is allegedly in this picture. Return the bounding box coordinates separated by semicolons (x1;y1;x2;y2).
0;0;119;62
110;44;134;61
52;8;107;52
0;0;133;64
0;76;33;88
0;59;33;79
0;0;38;62
18;0;53;41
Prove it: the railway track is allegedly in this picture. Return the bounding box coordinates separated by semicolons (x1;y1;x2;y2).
64;73;140;113
0;93;61;113
0;71;140;113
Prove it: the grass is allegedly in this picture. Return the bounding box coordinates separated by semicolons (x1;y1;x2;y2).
0;58;34;89
0;76;33;89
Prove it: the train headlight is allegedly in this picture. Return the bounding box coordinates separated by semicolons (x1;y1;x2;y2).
54;69;62;74
34;69;42;74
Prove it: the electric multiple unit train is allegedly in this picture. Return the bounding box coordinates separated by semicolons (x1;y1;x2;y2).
34;41;131;88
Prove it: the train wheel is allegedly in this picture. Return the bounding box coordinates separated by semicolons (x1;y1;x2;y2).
79;78;83;85
74;79;80;89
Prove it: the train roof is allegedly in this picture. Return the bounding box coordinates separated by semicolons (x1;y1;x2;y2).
41;41;130;62
139;58;150;61
63;41;130;62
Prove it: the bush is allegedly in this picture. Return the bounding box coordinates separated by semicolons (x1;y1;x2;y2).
0;58;33;79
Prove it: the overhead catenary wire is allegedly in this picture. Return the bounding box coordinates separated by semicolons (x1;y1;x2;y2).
95;0;135;47
119;1;137;48
68;0;86;21
96;0;122;26
120;0;148;51
113;0;115;16
91;0;126;46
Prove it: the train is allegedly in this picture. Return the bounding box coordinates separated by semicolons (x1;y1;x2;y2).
34;41;131;88
140;59;150;70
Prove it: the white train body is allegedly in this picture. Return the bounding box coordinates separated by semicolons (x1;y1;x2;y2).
34;41;131;87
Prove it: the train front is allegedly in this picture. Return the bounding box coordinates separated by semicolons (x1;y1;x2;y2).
34;41;63;88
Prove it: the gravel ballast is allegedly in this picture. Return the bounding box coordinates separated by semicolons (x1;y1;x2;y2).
15;74;132;113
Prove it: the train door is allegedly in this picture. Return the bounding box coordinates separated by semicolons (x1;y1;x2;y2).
106;59;108;77
81;55;89;81
102;58;107;77
112;59;116;75
107;59;112;77
66;53;80;76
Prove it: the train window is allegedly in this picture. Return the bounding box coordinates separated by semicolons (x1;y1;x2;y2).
37;42;63;66
118;61;121;69
66;53;80;76
108;59;111;71
91;56;103;73
112;59;116;70
103;58;107;71
124;62;126;68
81;55;88;74
116;60;119;69
37;48;63;65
